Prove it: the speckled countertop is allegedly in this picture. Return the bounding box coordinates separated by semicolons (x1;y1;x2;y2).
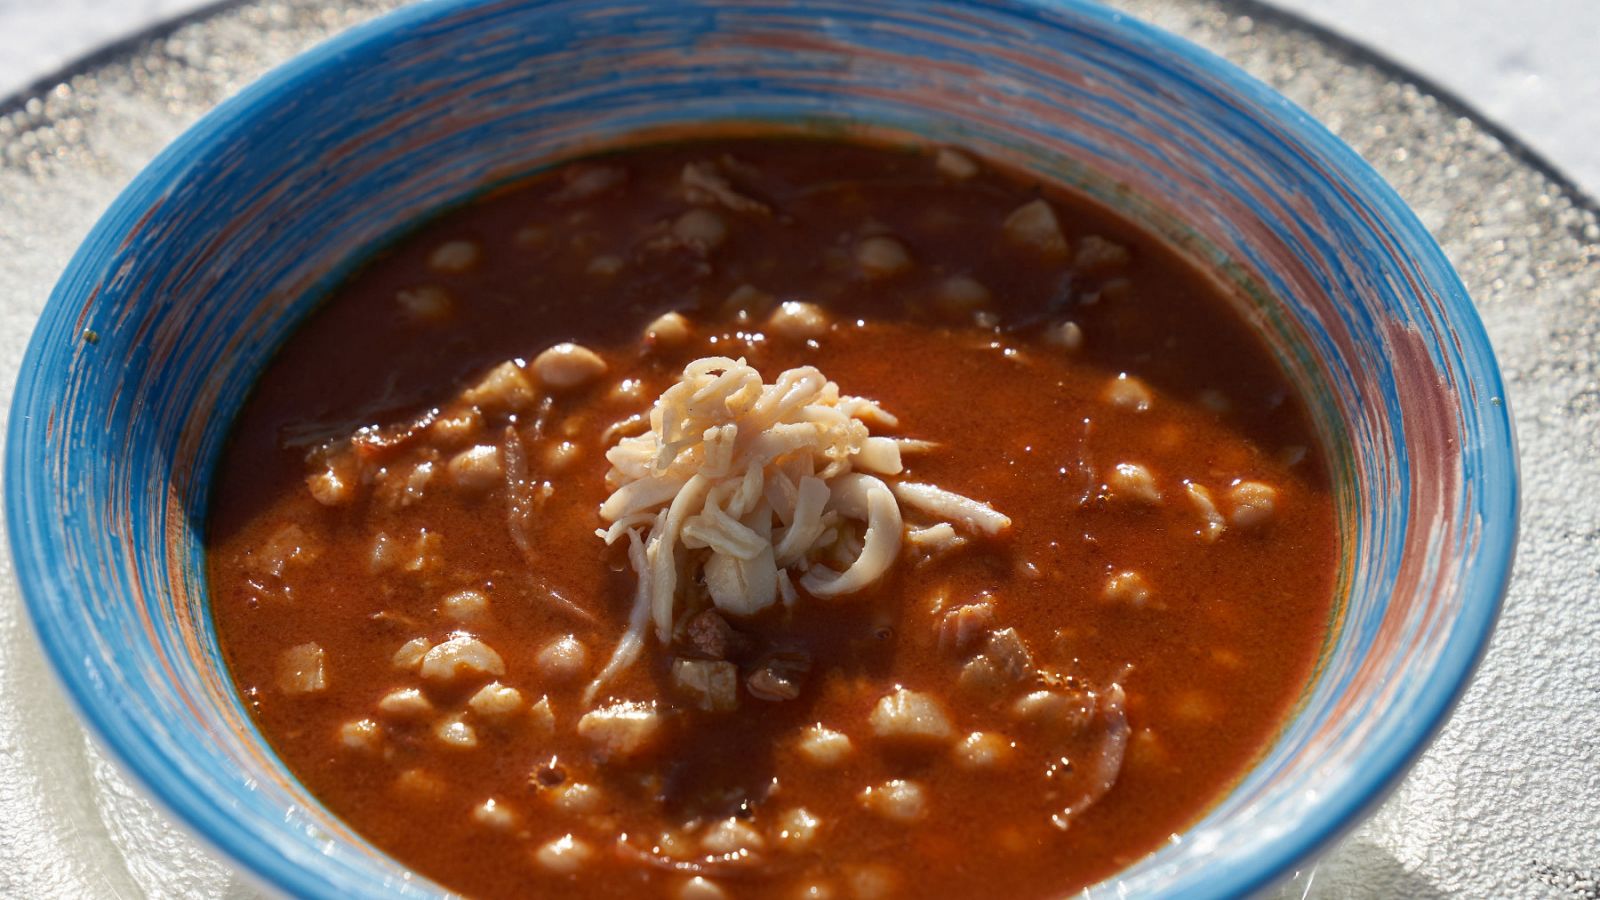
0;1;1596;898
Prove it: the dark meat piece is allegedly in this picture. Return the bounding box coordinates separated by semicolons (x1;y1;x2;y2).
984;627;1034;681
746;649;811;702
678;609;752;661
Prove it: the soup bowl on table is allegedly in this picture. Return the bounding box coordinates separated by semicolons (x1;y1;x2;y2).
5;0;1516;898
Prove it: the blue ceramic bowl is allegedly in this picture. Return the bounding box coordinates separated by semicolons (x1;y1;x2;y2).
6;1;1516;897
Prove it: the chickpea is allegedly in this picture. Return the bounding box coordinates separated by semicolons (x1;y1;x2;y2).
1229;480;1279;527
377;687;434;721
644;311;691;349
534;835;594;875
934;275;991;313
428;239;480;273
860;779;927;824
768;301;829;340
1002;199;1069;256
468;682;525;720
447;444;502;492
441;588;489;622
1103;570;1152;606
532;342;607;391
855;236;913;279
396;285;453;321
473;798;518;831
673;208;728;251
338;719;382;752
419;634;506;684
1107;462;1162;505
935;147;979;180
536;634;589;681
1104;373;1153;412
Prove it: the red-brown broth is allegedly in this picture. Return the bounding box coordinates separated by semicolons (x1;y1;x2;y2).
207;138;1337;899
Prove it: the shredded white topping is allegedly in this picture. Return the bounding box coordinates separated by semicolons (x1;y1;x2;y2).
586;356;1009;701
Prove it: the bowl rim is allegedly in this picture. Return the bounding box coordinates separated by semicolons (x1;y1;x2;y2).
4;0;1518;897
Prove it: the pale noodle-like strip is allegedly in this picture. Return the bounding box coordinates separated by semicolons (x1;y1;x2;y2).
584;356;1010;699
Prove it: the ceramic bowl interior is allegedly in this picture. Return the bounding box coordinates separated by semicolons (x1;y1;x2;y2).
6;1;1516;897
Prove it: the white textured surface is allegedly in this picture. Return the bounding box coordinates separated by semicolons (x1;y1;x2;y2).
1266;0;1600;200
0;2;1596;900
4;0;1598;198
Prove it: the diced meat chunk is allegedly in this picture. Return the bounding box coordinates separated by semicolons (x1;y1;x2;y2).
983;627;1034;681
868;688;953;744
277;642;327;695
671;658;739;712
937;601;996;654
746;650;811;702
957;653;1009;700
678;609;749;661
577;701;664;757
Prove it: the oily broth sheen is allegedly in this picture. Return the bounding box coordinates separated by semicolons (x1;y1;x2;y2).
206;139;1337;899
